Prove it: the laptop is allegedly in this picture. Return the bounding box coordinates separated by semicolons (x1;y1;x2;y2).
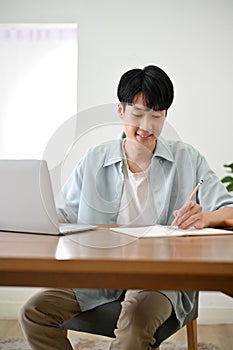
0;159;97;235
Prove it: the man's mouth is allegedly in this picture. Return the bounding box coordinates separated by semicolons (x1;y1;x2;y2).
136;132;153;141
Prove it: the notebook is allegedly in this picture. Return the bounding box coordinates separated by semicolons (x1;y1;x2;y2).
0;159;97;235
110;225;233;238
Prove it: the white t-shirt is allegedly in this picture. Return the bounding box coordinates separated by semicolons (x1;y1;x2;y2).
117;160;157;225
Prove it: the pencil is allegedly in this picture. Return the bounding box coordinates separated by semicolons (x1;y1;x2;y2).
187;179;204;202
171;179;204;226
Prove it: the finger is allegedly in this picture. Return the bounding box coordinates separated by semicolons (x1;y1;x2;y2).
174;201;196;218
178;213;203;230
179;204;202;225
172;202;194;225
174;202;201;226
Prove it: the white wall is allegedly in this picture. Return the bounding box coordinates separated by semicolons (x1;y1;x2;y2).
1;0;233;177
0;0;233;322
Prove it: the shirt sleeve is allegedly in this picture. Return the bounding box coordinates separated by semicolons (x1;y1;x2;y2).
196;152;233;211
56;157;85;223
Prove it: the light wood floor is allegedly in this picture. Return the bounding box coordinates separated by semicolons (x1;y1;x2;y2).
0;320;232;350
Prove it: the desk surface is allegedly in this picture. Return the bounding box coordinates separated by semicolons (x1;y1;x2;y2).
0;227;233;294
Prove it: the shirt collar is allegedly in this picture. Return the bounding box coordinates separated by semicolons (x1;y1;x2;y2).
153;137;175;163
103;140;123;167
102;136;175;167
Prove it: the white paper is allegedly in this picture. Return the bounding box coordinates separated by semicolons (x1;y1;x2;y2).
110;225;233;238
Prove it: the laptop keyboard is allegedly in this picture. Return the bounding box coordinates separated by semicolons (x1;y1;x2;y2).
59;223;97;234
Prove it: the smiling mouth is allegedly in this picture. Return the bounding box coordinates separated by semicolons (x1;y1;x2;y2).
136;133;153;140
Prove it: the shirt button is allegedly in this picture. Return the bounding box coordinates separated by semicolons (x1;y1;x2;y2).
159;159;163;164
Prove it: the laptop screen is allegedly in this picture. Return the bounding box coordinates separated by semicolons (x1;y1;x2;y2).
0;159;60;234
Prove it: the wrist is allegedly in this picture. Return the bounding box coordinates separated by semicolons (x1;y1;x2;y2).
203;208;233;228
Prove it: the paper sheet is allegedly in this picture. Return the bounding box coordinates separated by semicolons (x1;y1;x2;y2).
110;225;233;238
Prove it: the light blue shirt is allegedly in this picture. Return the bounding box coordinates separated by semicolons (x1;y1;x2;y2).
57;137;233;325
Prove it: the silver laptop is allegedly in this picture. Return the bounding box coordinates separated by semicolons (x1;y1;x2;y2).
0;159;97;235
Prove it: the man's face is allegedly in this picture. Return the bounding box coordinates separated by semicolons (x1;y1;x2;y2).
118;94;166;153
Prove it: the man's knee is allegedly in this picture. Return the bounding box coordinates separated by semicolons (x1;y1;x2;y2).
19;288;80;330
19;291;47;328
123;291;172;328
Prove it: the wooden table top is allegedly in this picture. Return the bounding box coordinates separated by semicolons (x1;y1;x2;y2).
0;226;233;294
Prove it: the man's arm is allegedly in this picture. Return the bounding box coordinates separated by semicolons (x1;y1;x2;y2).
203;207;233;228
173;202;233;229
58;213;65;223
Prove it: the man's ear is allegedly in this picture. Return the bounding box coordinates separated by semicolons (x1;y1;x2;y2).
118;103;124;120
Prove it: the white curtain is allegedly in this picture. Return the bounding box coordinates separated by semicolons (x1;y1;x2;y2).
0;23;77;159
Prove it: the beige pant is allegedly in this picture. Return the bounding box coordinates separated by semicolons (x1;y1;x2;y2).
19;288;172;350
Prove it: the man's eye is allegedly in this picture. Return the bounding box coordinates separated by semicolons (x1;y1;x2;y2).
152;115;162;119
132;113;143;117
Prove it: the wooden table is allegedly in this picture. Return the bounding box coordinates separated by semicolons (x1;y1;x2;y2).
0;227;233;295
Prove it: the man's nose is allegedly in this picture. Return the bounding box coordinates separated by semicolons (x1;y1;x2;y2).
139;116;152;132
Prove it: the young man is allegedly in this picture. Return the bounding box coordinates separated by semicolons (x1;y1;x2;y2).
19;65;233;350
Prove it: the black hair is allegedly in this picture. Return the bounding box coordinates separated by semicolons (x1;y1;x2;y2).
117;65;174;111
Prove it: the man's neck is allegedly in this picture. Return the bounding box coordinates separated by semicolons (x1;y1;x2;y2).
123;140;155;173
